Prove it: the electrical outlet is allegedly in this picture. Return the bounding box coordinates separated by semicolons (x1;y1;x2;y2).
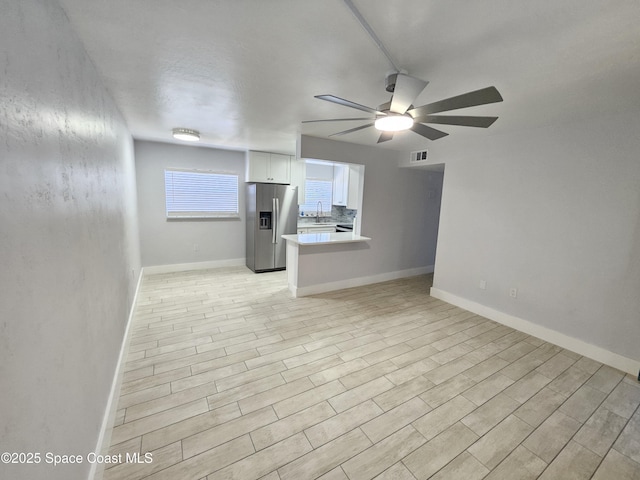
509;288;518;298
479;280;487;290
193;243;199;252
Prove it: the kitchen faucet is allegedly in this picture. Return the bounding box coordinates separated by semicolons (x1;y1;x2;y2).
316;201;323;223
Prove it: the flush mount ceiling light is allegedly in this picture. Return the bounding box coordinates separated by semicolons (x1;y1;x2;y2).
374;114;414;132
172;128;200;142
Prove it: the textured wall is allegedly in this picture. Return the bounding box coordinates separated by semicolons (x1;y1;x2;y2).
430;110;640;367
135;140;246;268
0;1;140;479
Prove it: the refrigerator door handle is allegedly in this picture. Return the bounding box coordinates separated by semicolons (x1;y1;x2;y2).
274;197;280;243
272;198;277;244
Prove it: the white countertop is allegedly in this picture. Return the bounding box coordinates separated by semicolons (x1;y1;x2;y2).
282;232;371;246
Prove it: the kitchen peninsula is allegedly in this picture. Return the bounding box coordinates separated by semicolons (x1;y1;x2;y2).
281;232;371;297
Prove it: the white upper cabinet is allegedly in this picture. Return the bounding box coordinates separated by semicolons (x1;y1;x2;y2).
246;151;291;184
332;163;361;209
268;153;291;183
290;157;306;204
332;164;349;206
346;165;360;210
246;151;270;181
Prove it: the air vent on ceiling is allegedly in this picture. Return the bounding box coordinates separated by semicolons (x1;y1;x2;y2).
410;149;428;164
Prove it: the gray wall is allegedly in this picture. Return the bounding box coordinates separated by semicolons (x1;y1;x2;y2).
300;135;443;281
429;110;640;365
135;141;246;268
0;1;140;479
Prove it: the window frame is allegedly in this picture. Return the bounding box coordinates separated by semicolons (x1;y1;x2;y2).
164;168;240;219
300;177;333;217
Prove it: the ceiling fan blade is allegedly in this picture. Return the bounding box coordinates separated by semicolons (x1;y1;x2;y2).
389;74;429;114
416;115;499;128
302;117;374;124
329;123;375;137
408;86;503;117
377;131;394;143
315;95;384;115
411;123;449;141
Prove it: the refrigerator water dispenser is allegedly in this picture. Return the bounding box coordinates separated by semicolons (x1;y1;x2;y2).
259;211;272;230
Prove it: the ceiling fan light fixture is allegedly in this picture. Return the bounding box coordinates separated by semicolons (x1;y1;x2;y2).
172;128;200;142
374;114;413;132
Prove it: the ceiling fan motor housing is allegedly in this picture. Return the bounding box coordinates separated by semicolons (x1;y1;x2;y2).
385;72;398;92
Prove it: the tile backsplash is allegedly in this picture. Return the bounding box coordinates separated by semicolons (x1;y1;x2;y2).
298;205;357;224
332;206;357;223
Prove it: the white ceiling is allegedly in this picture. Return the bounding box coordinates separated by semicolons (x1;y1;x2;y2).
58;0;640;155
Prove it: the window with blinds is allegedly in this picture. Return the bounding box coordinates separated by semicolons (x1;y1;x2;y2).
164;168;239;218
299;179;333;215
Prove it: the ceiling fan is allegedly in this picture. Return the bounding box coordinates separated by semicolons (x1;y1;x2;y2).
303;72;504;144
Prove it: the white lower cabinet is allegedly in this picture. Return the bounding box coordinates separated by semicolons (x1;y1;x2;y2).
297;226;336;234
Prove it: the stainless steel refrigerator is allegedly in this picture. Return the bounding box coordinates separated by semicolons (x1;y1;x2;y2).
246;183;298;272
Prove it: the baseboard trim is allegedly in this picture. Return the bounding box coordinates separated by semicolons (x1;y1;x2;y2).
143;258;246;275
88;269;144;480
429;287;640;375
294;265;434;297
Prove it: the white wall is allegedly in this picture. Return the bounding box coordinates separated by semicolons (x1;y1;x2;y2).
428;110;640;371
0;1;141;479
299;135;442;285
135;141;246;268
306;162;334;179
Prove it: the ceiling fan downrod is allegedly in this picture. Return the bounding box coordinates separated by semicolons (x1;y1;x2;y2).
342;0;400;74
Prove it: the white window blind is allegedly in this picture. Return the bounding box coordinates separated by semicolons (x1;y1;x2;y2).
164;168;239;218
300;179;332;215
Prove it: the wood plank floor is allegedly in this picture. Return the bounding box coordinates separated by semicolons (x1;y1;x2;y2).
103;267;640;480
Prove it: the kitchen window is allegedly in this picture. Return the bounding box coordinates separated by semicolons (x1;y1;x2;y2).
300;179;332;216
164;168;239;218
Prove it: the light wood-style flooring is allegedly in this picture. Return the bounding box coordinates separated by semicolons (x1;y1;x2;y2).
103;267;640;480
